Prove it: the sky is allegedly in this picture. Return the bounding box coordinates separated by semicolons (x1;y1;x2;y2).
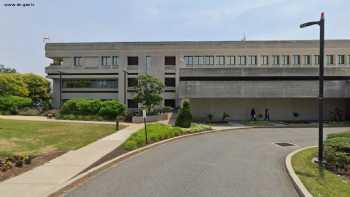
0;0;349;75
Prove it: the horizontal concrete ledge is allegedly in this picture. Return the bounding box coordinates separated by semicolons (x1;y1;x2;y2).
180;76;350;81
285;146;315;197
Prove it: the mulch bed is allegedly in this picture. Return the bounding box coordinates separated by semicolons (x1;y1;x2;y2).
0;150;66;182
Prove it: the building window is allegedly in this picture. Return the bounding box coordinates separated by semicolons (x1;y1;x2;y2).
165;78;176;87
338;55;345;65
198;56;204;65
237;56;246;65
73;57;81;66
215;56;225;65
281;55;290;65
193;56;199;65
127;99;138;108
128;78;138;87
262;56;269;65
128;56;138;65
164;56;176;65
247;56;257;65
314;55;320;65
112;56;119;65
184;56;193;65
101;56;110;66
272;55;280;65
304;55;311;65
164;99;176;108
327;55;334;65
292;55;301;65
144;56;151;74
63;79;117;89
226;56;235;65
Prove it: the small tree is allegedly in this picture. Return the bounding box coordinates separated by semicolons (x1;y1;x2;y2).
134;75;164;114
175;101;192;128
22;73;50;108
0;64;16;73
98;100;126;130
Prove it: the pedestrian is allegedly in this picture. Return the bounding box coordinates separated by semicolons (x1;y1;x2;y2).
264;108;270;121
250;108;256;121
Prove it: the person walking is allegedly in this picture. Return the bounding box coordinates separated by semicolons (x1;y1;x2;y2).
250;108;256;121
264;108;270;121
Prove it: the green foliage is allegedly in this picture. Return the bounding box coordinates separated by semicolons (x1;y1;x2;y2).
60;99;125;121
0;96;32;114
222;112;230;121
325;132;350;170
122;123;211;151
207;113;213;123
292;148;350;197
0;64;16;73
0;73;28;97
98;100;126;120
134;75;164;113
175;101;192;128
22;73;50;106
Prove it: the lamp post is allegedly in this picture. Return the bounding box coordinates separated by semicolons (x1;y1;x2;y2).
300;12;325;169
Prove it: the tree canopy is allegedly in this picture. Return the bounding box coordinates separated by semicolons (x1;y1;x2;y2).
134;74;164;113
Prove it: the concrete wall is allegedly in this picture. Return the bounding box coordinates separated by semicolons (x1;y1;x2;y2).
190;98;348;121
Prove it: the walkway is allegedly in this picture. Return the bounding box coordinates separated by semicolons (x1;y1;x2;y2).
65;127;350;197
0;119;143;197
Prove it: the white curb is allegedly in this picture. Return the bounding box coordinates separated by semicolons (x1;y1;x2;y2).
285;146;315;197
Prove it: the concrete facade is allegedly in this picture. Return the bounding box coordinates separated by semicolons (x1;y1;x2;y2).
45;40;350;120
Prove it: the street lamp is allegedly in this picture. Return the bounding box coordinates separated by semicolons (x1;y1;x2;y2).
300;12;325;169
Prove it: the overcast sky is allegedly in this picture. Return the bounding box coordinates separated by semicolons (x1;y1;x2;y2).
0;0;349;75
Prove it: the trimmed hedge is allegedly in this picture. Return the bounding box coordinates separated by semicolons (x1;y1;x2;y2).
175;101;192;128
0;96;32;114
325;133;350;169
60;99;126;120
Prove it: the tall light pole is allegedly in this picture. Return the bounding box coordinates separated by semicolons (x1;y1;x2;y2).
300;12;325;169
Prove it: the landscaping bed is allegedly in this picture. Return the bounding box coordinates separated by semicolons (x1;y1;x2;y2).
0;119;121;181
292;147;350;197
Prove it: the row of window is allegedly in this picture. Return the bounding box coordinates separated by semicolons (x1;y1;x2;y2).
128;99;176;108
62;78;176;89
73;56;177;66
184;55;350;66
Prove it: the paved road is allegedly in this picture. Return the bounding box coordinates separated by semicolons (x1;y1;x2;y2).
65;127;349;197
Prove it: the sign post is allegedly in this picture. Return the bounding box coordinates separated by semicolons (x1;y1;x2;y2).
143;109;148;144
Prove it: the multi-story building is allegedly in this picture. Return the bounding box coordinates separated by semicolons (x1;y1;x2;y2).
45;40;350;121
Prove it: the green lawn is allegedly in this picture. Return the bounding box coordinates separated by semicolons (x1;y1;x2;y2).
292;147;350;197
0;119;121;157
122;123;211;151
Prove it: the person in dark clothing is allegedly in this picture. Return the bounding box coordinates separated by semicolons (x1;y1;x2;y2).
264;108;270;121
250;108;256;121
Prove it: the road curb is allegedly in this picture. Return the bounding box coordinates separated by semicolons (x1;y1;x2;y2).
48;126;252;197
285;146;315;197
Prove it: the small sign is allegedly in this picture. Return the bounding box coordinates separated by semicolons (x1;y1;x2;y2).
142;109;147;118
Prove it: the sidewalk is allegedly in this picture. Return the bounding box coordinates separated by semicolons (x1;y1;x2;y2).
0;122;143;197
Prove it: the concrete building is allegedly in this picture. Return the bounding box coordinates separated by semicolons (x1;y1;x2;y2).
45;40;350;121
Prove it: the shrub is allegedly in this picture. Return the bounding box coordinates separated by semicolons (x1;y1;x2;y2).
98;100;126;120
0;96;32;114
325;136;350;170
175;101;192;128
60;99;102;115
0;73;28;97
222;112;230;121
207;113;213;123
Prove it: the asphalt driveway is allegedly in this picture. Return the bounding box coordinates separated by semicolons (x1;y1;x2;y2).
65;127;350;197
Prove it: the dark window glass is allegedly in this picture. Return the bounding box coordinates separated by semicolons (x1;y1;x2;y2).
73;57;81;66
128;56;138;65
128;99;138;108
63;79;117;89
165;78;176;87
164;56;176;65
128;78;138;87
164;99;176;108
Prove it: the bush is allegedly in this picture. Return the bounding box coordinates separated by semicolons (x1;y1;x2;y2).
0;96;32;114
0;73;28;97
61;99;102;115
98;100;126;120
325;136;350;170
175;101;192;128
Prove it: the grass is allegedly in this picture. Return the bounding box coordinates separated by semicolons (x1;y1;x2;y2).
122;123;211;151
327;130;350;139
292;147;350;197
0;119;122;158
